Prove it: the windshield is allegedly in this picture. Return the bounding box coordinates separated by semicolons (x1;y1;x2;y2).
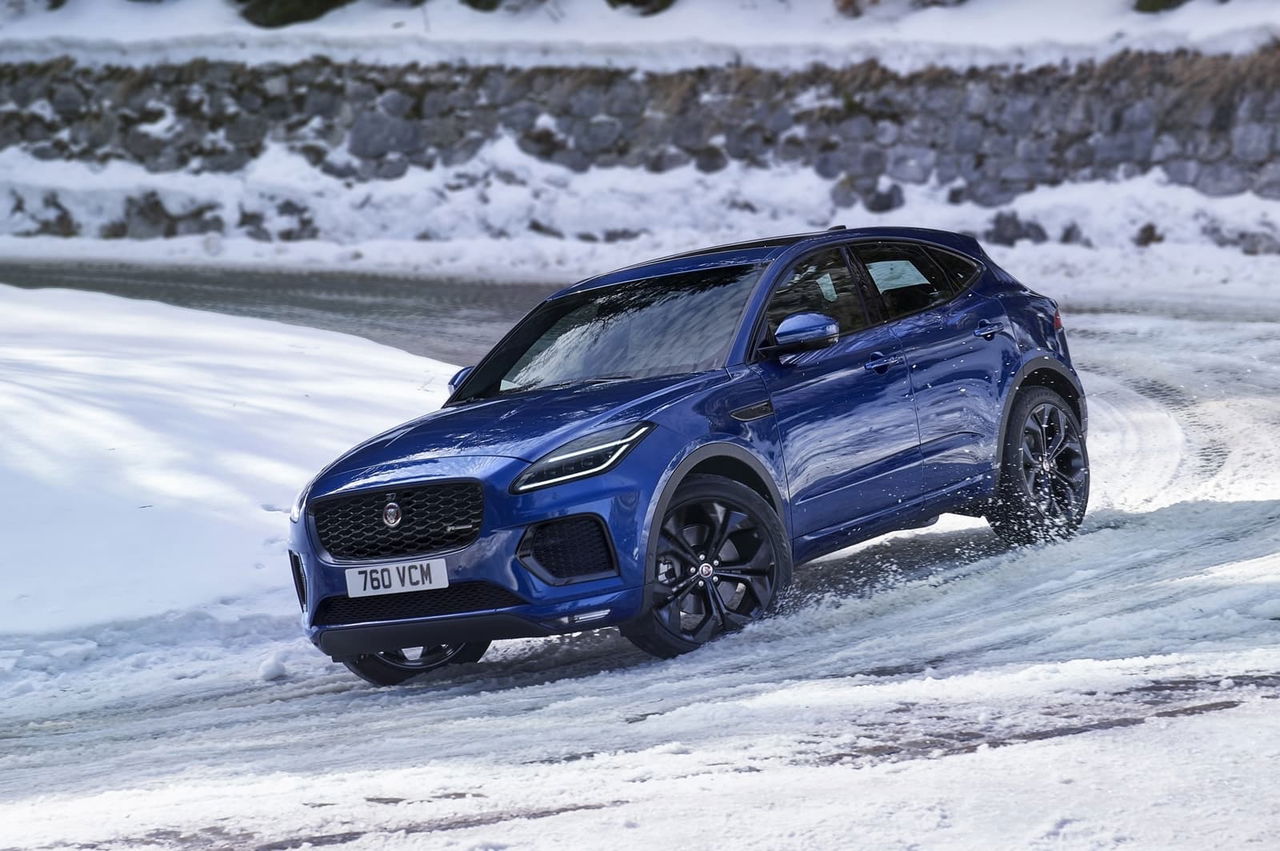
457;264;763;401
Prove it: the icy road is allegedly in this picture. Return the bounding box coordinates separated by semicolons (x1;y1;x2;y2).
1;244;1279;849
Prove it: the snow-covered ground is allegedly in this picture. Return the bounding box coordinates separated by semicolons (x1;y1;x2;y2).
2;238;1279;848
1;0;1277;71
5;136;1280;289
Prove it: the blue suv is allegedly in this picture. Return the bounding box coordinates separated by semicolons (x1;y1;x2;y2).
288;227;1088;685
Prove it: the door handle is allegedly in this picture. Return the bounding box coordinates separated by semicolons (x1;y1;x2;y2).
973;320;1006;340
864;352;904;373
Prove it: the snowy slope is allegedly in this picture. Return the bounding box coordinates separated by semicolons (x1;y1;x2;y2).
0;285;453;634
1;246;1279;848
1;0;1277;71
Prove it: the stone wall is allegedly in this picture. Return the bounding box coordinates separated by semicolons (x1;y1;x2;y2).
2;47;1279;241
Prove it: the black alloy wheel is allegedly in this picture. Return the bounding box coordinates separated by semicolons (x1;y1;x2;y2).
343;641;490;686
624;475;791;658
989;387;1089;545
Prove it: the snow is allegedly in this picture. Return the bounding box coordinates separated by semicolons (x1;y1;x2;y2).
0;285;453;634
6;137;1280;292
1;234;1279;848
0;0;1277;71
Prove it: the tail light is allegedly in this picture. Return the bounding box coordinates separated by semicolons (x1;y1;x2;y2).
1053;310;1064;331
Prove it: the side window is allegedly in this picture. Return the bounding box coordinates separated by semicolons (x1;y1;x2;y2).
765;247;869;338
928;247;980;290
853;242;956;320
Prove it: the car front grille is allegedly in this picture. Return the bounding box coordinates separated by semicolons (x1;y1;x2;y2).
313;582;528;627
520;515;617;582
312;482;483;561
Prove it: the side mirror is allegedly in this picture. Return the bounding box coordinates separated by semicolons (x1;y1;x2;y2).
766;312;840;356
447;365;474;396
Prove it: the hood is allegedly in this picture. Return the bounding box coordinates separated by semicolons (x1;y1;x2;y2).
319;372;722;481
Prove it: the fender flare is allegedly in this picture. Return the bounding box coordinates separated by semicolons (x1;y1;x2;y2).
994;355;1087;468
636;441;789;601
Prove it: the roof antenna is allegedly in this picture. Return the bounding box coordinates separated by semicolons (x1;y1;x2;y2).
827;225;846;230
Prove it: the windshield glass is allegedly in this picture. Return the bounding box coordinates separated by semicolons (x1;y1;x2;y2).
458;264;763;401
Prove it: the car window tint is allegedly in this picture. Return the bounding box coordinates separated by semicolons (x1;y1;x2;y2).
929;247;980;290
765;248;868;337
854;242;955;319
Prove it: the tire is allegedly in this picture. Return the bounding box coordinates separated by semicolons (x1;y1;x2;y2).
623;474;792;659
343;641;490;687
987;387;1090;545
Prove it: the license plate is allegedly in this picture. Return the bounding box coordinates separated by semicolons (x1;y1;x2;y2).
344;559;448;598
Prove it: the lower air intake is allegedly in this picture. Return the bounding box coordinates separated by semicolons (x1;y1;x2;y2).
519;515;618;583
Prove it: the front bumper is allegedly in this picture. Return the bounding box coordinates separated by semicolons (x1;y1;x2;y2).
289;451;662;660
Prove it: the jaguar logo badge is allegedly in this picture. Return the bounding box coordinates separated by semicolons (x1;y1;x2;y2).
382;500;403;529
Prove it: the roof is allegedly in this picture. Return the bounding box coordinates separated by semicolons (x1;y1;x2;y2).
559;226;986;296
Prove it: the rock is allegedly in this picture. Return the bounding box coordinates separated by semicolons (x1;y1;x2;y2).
605;78;647;117
984;211;1048;246
225;113;268;146
963;81;993;116
1195;161;1250;197
1133;222;1163;246
375;156;409;180
830;175;860;209
1059;222;1091;246
574;117;622;155
873;120;899;147
124;193;172;240
378;89;414;118
951;120;984;153
1230;122;1272;163
568;86;604;119
347;110;424;159
836;115;873;143
123;126;165;160
887;146;935;184
50;84;86;117
864;182;904;213
303;87;339;118
672;118;709;152
262;75;290;99
725;124;768;161
1162;159;1199;186
498;103;540;134
1252;162;1280;200
420;89;451;119
551;148;591;173
517;128;563;159
694;147;728;173
1000;93;1038;135
645;147;691;172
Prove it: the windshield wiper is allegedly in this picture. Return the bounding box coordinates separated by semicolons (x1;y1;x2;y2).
500;374;635;395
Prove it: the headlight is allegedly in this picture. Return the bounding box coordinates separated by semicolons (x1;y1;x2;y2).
511;423;654;493
289;477;315;523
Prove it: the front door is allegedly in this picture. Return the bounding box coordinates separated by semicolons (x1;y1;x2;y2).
749;246;923;544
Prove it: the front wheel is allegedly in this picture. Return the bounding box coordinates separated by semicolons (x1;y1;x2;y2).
343;641;490;686
987;387;1090;545
623;475;791;659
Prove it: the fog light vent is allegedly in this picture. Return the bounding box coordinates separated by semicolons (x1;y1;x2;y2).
519;515;618;584
288;550;307;610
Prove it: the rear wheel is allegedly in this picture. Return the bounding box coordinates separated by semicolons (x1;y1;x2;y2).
987;387;1089;545
624;475;791;659
343;641;490;686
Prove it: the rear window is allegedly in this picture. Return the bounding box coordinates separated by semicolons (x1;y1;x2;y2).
929;248;981;290
853;242;955;319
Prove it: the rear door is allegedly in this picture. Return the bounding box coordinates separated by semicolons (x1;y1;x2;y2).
749;245;923;542
850;241;1018;495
